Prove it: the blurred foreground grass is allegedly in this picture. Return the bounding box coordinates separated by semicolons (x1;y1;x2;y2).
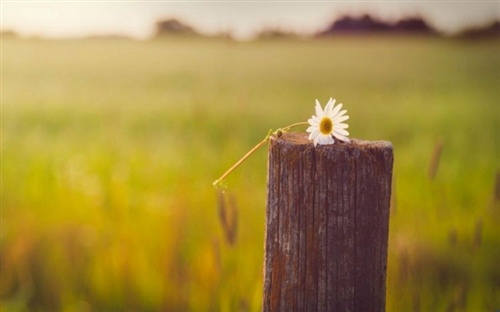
1;36;499;311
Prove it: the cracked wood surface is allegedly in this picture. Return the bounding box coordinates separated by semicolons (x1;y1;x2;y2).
263;132;393;312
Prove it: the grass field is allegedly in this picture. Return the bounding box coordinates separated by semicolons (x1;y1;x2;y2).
1;35;499;311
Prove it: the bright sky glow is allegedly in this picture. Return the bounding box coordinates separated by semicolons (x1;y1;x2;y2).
2;1;499;40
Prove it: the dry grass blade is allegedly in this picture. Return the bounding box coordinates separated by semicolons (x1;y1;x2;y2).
217;190;228;231
216;190;238;246
428;139;444;180
226;194;238;246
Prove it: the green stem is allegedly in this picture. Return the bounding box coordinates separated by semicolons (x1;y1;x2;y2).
212;121;309;188
280;121;309;132
212;136;268;187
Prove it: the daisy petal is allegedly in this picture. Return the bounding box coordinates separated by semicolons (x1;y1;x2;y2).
308;118;319;126
334;115;349;123
336;123;349;129
333;133;348;141
325;98;334;115
334;128;349;136
320;135;335;145
309;129;320;140
315;99;323;117
331;102;343;117
336;110;347;118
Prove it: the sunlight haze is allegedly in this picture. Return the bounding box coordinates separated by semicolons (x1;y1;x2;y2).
2;1;499;39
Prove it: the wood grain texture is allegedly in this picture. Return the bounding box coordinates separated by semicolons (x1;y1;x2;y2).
263;132;393;312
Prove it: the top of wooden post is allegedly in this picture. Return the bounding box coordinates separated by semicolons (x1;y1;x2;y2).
270;132;392;152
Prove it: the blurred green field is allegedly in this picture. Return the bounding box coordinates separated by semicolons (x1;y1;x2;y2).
1;36;499;311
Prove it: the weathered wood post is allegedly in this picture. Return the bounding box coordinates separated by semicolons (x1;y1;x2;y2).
263;132;393;311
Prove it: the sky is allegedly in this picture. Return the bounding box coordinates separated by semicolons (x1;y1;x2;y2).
1;1;500;40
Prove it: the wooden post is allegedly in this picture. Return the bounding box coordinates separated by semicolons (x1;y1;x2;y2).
263;132;393;311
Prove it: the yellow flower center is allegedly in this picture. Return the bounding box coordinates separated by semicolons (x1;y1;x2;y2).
319;117;333;135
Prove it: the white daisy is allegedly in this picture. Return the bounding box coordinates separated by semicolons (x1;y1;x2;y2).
306;98;350;147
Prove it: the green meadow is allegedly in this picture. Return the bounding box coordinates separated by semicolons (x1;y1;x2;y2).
1;36;499;311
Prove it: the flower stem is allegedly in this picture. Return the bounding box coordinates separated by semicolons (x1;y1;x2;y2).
212;136;268;187
212;121;309;188
280;121;309;132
